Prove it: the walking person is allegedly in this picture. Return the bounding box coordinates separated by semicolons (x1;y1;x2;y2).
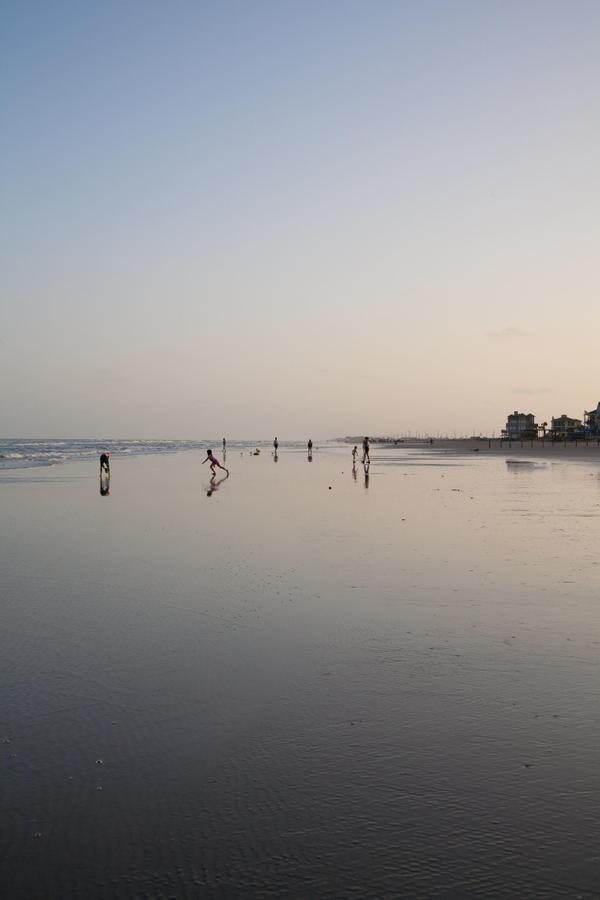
352;445;358;463
100;451;110;474
362;436;370;464
274;437;279;453
307;439;313;452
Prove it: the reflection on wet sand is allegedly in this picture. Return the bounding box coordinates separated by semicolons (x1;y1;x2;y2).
206;472;229;496
99;472;110;496
6;447;600;899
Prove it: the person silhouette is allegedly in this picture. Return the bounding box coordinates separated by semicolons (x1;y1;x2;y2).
362;436;370;464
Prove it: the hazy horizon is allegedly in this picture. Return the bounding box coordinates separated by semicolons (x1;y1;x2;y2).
3;1;599;439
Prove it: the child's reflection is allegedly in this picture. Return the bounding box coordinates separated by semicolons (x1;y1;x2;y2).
206;472;229;497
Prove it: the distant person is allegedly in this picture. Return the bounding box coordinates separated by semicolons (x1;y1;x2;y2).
274;437;279;452
362;436;370;464
222;437;226;451
352;445;358;463
202;449;229;476
308;439;313;452
100;451;110;474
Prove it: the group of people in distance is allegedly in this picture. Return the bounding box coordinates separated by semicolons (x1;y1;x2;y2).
99;436;369;496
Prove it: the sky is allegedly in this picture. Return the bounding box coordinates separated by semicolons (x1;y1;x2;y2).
2;0;599;439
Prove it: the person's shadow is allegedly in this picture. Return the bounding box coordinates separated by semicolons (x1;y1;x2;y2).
206;472;229;497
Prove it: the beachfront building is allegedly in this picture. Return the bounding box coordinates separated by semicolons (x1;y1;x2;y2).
583;402;600;436
503;411;537;440
550;414;583;439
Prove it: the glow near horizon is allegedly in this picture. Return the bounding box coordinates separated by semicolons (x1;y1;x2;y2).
2;0;599;439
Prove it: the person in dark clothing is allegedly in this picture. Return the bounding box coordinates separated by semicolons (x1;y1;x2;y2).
100;452;110;473
362;437;370;464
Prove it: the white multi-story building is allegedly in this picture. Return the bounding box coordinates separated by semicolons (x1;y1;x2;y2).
550;414;582;437
504;411;536;439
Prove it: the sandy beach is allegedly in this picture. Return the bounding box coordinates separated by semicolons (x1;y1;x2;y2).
386;437;600;461
2;445;600;898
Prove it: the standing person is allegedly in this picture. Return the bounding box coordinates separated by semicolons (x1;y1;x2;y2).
202;448;229;476
307;439;313;452
362;436;370;464
100;451;110;473
222;437;226;452
274;437;278;453
352;445;358;463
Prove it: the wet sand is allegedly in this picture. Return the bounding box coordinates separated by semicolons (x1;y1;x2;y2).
2;447;600;898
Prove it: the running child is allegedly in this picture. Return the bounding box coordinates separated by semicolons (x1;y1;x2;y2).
202;449;229;475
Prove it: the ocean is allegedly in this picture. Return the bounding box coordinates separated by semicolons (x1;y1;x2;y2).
0;438;319;470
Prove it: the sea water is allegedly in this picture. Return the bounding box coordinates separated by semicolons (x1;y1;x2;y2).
0;437;319;470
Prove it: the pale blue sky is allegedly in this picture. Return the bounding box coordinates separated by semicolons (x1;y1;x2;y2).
2;1;599;437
